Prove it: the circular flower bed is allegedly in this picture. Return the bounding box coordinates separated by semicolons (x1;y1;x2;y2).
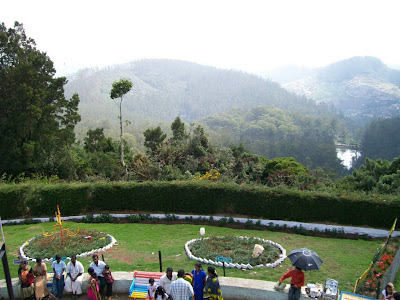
20;229;117;262
185;236;286;270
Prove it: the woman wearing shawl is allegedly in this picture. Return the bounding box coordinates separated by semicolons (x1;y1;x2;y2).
33;257;48;300
87;267;101;300
18;260;35;299
203;267;223;300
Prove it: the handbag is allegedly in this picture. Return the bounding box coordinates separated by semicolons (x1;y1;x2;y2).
27;273;35;285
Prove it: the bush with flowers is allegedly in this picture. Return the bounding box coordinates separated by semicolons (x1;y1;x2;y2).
186;235;285;268
193;169;221;181
358;249;396;296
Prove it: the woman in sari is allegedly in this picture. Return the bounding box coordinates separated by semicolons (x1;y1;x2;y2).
18;260;35;299
33;257;48;300
87;267;101;300
203;266;223;300
191;263;207;300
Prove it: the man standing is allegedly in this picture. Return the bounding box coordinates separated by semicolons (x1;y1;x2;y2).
50;255;66;300
159;267;177;296
279;267;305;300
89;254;106;295
65;255;84;299
169;269;194;300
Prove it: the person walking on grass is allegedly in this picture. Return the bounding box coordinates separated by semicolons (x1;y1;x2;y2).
279;267;305;300
50;255;66;300
169;269;194;300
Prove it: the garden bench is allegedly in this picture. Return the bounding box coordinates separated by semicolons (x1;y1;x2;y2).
129;271;164;299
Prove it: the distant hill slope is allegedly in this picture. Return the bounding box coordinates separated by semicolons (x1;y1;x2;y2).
283;57;400;124
64;59;335;137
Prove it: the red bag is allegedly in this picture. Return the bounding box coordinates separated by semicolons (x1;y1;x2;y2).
27;273;35;285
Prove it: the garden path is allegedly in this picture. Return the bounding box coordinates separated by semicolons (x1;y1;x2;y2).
2;214;398;238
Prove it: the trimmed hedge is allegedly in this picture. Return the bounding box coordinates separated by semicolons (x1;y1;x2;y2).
26;184;90;216
0;184;30;218
1;181;399;228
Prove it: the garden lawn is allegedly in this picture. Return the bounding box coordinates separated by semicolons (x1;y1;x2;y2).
1;222;384;292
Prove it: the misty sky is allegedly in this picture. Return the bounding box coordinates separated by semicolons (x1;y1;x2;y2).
2;0;400;76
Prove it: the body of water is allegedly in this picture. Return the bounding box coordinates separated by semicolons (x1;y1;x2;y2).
336;147;360;169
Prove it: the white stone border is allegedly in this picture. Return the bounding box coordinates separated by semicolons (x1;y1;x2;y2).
185;236;287;270
19;233;117;263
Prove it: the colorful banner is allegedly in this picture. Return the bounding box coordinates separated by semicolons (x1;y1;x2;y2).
353;218;397;293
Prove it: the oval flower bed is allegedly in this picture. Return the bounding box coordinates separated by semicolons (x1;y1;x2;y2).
20;229;117;262
185;236;286;270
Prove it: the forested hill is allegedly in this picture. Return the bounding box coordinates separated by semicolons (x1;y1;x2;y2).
64;59;336;131
283;56;400;124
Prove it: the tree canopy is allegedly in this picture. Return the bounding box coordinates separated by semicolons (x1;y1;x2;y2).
0;22;80;176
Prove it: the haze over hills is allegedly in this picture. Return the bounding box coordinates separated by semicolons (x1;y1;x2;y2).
278;57;400;124
64;59;337;139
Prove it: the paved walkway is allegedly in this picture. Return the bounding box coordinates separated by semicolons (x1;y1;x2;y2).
2;213;399;238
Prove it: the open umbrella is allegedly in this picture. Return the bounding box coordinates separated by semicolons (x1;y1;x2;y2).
288;248;323;271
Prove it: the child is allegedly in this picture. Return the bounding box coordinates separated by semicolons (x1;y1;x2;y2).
87;267;101;300
102;265;114;300
154;285;167;300
147;278;157;300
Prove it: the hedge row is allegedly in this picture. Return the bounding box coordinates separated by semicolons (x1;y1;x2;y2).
1;181;399;228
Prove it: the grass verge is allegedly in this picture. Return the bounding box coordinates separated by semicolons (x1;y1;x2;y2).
1;222;385;292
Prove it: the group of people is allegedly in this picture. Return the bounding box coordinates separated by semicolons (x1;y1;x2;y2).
17;254;114;300
147;263;223;300
278;267;400;300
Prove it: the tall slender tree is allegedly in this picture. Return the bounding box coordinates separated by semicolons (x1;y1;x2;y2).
110;78;133;175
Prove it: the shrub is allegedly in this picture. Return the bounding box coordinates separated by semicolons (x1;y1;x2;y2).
0;184;28;218
27;184;89;216
2;181;400;229
218;217;228;227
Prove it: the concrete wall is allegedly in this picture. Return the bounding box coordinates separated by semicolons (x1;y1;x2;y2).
0;272;134;299
0;272;309;300
220;277;308;300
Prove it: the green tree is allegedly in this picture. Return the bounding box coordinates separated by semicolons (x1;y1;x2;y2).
84;128;115;153
110;78;133;175
143;126;167;152
263;157;308;177
0;22;81;176
171;116;188;142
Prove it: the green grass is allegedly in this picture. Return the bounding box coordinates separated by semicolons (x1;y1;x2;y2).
1;222;385;292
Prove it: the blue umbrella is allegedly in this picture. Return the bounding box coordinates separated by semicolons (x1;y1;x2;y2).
288;248;323;271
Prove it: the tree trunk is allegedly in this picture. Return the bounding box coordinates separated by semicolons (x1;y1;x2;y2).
119;98;127;176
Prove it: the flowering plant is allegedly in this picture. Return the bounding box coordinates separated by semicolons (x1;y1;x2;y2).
193;169;220;181
362;252;394;293
188;235;281;266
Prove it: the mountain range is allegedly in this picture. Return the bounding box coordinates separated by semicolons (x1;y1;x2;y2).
64;59;335;140
264;57;400;124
